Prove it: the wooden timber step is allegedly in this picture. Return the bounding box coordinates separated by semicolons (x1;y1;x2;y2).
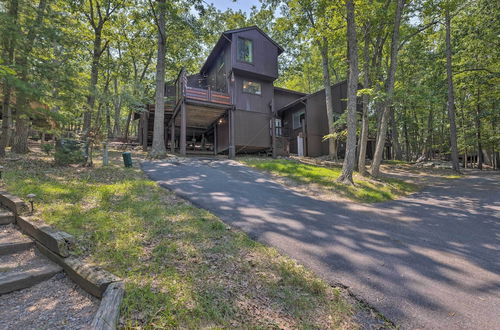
0;209;15;225
0;224;34;255
0;251;62;294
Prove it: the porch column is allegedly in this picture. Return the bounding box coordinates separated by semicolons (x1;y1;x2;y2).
229;107;235;159
142;110;148;151
180;101;187;156
170;118;175;153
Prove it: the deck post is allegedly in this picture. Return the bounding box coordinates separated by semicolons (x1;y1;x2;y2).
180;101;187;156
142;110;148;151
170;118;175;154
229;107;235;159
214;124;218;155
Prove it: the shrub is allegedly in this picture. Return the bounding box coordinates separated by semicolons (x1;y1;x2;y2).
54;139;87;165
41;143;54;155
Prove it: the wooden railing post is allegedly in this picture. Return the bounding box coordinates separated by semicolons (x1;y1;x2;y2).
181;68;187;97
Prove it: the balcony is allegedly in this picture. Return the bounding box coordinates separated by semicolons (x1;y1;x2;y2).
185;86;231;105
170;68;232;110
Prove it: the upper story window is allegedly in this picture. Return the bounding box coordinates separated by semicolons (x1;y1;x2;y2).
243;80;261;95
237;37;253;63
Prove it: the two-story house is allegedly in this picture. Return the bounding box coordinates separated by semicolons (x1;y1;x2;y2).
137;26;362;158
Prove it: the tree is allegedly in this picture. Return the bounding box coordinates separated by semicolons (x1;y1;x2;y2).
338;0;358;184
11;0;48;154
0;0;19;156
357;6;373;175
286;0;344;160
149;0;167;157
370;0;406;177
444;5;460;172
81;0;122;137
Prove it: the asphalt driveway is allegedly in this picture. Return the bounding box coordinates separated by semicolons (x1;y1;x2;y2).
142;158;500;329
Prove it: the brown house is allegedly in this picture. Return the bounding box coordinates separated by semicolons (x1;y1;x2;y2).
138;26;360;158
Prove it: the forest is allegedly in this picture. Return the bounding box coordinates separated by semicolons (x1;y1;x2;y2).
0;0;498;178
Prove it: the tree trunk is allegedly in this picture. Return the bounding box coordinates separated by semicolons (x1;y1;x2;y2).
11;116;29;154
84;26;103;137
124;109;133;143
338;0;359;185
0;0;19;157
150;0;167;157
403;112;410;161
11;0;47;154
445;9;461;173
370;0;405;177
358;26;370;175
475;87;483;170
390;107;402;160
318;37;337;160
113;76;122;138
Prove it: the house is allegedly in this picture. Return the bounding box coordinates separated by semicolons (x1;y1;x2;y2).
137;26;361;158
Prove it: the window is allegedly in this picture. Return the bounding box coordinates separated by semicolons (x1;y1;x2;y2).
275;119;283;136
242;80;261;95
293;110;305;129
270;118;283;136
237;37;253;63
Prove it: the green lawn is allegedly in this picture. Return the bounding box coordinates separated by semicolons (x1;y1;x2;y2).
241;158;418;203
1;149;356;329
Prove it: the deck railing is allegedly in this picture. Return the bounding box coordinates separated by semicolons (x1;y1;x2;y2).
172;68;232;109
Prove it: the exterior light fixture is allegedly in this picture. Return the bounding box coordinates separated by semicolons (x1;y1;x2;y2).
27;193;36;214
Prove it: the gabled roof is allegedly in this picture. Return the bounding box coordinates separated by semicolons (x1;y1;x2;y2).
200;26;284;74
274;86;307;96
222;26;284;54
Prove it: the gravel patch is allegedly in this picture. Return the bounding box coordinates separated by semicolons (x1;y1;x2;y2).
0;273;99;329
0;223;28;242
0;248;49;274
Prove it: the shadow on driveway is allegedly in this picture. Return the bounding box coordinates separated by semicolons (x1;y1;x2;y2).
142;159;500;329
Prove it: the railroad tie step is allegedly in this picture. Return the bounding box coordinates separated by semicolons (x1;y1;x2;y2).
0;263;62;295
0;237;33;256
0;209;15;225
0;224;34;256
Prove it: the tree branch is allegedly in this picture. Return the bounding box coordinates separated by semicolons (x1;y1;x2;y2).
454;68;499;77
398;20;439;51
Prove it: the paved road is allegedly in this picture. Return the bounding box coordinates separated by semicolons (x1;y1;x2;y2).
142;159;500;329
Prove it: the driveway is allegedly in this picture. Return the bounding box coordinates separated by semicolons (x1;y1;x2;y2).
142;159;500;329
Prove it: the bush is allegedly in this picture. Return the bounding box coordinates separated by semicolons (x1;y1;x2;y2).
54;139;87;165
41;143;54;155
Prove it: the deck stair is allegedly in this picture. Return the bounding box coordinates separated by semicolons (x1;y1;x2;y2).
0;222;62;294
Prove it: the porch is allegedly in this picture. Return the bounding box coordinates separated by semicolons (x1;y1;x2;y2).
138;68;236;157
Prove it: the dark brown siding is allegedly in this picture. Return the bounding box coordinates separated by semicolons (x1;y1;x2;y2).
230;29;279;80
234;110;271;151
274;88;304;110
305;82;347;157
233;74;273;113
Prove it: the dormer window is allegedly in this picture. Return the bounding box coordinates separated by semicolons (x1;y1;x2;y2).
237;37;253;63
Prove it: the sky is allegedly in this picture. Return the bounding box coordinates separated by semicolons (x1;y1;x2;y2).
208;0;260;13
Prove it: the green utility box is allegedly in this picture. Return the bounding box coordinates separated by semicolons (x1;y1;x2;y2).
122;152;133;168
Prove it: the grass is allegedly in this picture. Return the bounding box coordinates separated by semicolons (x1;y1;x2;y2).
240;158;418;203
1;148;356;329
